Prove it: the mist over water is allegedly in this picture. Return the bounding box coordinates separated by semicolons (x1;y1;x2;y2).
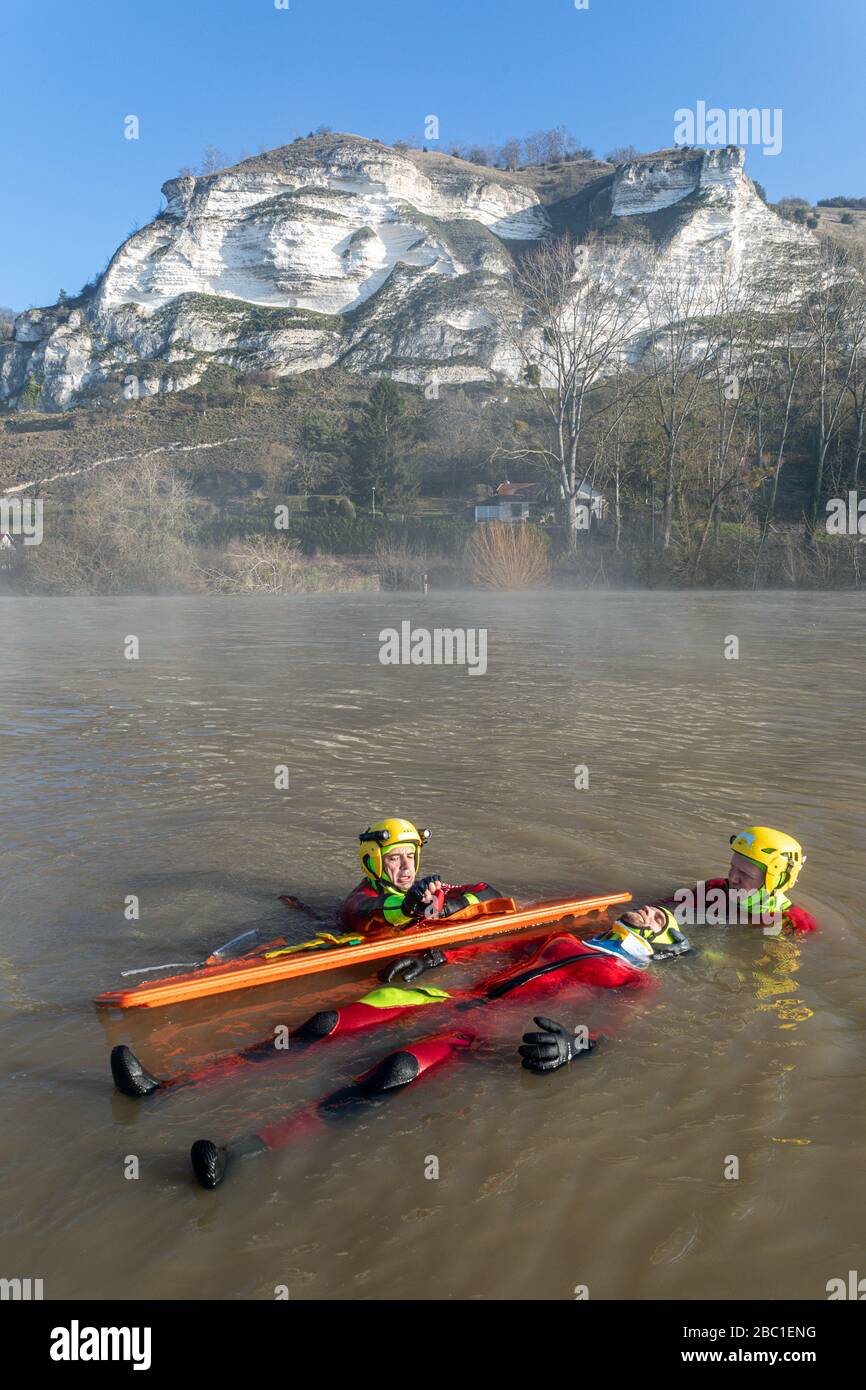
1;591;864;1300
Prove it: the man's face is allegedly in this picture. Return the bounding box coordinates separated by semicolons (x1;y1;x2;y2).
728;851;765;895
382;846;416;890
621;905;668;934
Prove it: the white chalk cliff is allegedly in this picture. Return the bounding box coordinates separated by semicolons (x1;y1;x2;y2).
0;135;817;410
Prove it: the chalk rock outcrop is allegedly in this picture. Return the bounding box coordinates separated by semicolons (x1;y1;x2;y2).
0;135;818;409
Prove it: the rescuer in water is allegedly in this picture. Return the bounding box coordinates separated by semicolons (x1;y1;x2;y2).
518;826;816;1074
340;817;502;983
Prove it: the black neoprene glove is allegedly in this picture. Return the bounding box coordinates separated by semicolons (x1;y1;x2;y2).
400;875;443;919
380;948;447;985
518;1016;595;1074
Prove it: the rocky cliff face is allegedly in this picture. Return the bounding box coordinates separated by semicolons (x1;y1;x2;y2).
0;134;817;410
611;146;812;290
611;146;743;215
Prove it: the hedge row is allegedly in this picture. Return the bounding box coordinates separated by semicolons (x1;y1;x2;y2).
193;512;474;557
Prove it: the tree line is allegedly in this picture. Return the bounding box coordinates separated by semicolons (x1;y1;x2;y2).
221;230;866;584
174;128;627;181
495;233;866;578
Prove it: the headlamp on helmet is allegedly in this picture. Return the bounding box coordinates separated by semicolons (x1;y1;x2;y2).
358;817;430;885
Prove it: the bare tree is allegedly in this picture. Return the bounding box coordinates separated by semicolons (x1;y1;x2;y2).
588;360;640;550
605;145;640;165
521;131;545;167
744;281;814;584
639;262;722;547
689;272;759;577
203;536;303;592
801;243;866;525
499;234;647;548
500;139;522;172
26;457;193;594
846;338;866;489
199;144;230;175
838;249;866;488
522;127;577;165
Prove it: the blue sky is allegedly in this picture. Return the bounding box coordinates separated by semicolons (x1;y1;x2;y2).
2;0;864;309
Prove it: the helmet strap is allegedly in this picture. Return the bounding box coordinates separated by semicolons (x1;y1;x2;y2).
773;855;794;893
362;852;381;885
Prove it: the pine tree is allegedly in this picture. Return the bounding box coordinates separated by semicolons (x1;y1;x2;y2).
347;378;417;509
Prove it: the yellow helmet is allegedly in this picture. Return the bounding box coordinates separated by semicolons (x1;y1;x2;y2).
358;817;430;885
729;826;805;893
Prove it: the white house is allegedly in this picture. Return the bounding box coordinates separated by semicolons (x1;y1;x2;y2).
474;480;606;524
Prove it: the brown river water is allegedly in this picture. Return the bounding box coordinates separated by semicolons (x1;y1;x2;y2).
1;591;864;1301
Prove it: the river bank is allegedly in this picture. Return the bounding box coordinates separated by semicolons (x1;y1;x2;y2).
4;523;864;594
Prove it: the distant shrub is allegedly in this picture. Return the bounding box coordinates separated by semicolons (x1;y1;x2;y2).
290;514;470;557
817;195;866;210
605;145;640;165
776;197;813;225
466;521;550;589
306;494;356;519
